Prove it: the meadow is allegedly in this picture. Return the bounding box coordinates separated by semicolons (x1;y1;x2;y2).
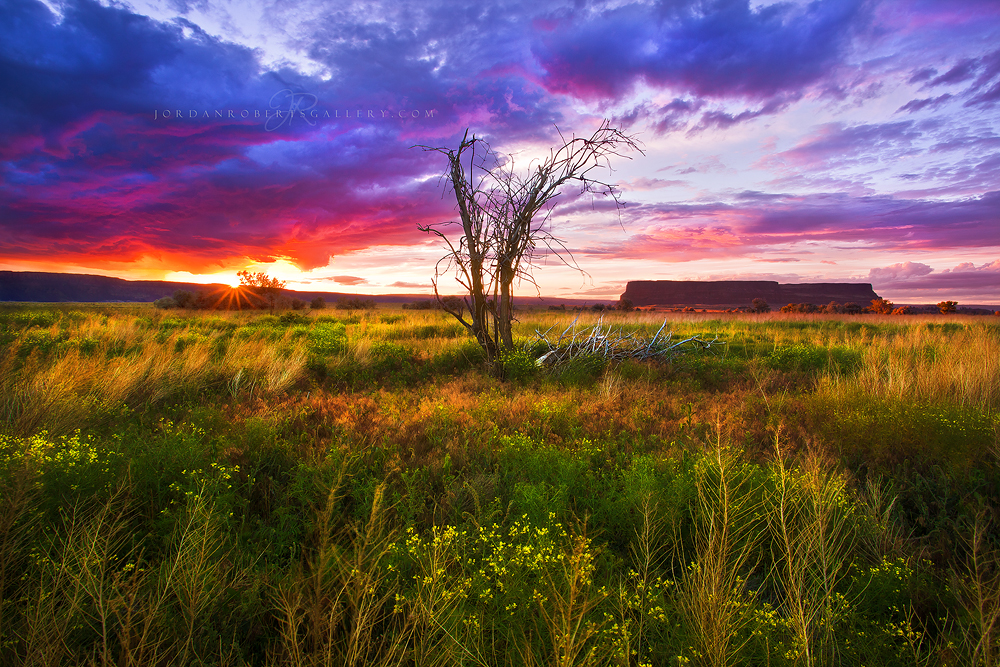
1;304;998;666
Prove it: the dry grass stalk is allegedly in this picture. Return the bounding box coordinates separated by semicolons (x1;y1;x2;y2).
769;446;856;667
675;443;760;667
953;513;1000;667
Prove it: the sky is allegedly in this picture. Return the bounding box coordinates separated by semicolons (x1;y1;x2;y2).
1;0;999;304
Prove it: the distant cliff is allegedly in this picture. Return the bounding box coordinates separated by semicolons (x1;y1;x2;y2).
621;280;880;309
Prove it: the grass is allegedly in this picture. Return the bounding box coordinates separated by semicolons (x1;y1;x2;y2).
0;304;998;665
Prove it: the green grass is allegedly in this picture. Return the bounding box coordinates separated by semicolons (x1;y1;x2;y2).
0;304;998;665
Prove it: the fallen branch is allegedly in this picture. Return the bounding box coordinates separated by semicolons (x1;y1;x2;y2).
532;316;723;367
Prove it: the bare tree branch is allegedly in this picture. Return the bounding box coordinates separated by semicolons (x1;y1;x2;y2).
414;121;643;376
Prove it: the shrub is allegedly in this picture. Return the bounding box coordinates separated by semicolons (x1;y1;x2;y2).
154;297;177;309
336;297;377;310
750;298;770;313
617;298;634;312
937;300;958;314
500;347;537;383
868;298;894;314
781;303;819;314
290;298;306;311
172;290;194;308
440;295;465;316
843;302;863;314
402;299;436;310
891;305;915;315
278;311;309;325
309;297;325;309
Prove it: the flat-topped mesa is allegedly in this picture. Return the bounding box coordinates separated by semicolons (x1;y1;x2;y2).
621;280;880;309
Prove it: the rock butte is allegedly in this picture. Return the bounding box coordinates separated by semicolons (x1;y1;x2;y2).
620;280;880;309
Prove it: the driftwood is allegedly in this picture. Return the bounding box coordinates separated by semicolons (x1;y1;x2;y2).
532;316;723;367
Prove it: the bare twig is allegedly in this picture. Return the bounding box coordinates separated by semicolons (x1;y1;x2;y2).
531;318;723;367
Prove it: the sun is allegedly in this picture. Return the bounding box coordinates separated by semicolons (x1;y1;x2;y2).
164;270;240;288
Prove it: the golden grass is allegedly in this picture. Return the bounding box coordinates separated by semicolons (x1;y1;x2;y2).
828;325;1000;411
2;311;308;436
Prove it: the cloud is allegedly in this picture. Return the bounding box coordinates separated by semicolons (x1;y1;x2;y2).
329;275;368;285
0;0;480;273
759;121;921;170
908;67;936;84
866;260;1000;299
908;48;1000;108
867;261;934;281
619;177;687;191
898;94;952;113
576;190;1000;261
388;281;430;288
927;59;978;87
532;0;869;105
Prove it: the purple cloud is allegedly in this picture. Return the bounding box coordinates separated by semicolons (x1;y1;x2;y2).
898;94;952;113
868;261;934;281
578;190;1000;261
533;0;869;104
867;260;1000;300
760;121;922;170
927;59;978;87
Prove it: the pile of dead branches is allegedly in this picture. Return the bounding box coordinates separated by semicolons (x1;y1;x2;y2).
531;316;724;367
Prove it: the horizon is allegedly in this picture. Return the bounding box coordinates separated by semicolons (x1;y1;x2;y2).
2;0;998;303
6;269;999;308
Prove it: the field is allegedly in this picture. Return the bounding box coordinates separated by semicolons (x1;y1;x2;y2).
1;304;999;666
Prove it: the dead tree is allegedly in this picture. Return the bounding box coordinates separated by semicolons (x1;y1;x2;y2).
416;120;642;375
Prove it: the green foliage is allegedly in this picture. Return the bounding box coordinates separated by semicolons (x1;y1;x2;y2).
767;343;863;374
309;322;347;355
154;296;178;309
557;353;606;386
1;306;999;666
812;395;997;466
500;347;537;383
336;297;377;310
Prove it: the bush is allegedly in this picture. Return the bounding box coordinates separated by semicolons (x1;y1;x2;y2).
500;347;537;383
336;297;377;310
780;303;819;314
309;297;325;309
402;300;436;310
616;298;634;312
172;290;194;308
154;297;177;309
750;298;770;313
290;298;306;311
867;298;894;314
440;295;465;316
937;300;958;314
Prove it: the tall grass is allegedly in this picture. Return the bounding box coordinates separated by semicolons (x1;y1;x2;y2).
826;324;1000;411
1;310;308;435
1;305;999;665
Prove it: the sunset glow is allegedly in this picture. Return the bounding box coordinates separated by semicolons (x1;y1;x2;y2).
2;0;998;303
